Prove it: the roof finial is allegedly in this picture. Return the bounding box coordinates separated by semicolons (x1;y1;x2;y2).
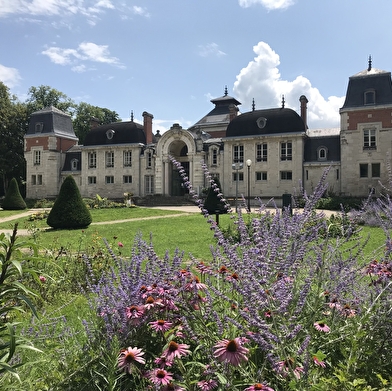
281;94;285;108
368;55;372;71
252;98;255;111
130;110;134;121
224;85;228;96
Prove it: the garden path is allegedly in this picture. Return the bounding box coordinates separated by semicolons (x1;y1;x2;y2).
0;205;337;237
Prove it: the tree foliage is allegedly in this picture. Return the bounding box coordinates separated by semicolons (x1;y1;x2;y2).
73;102;120;144
0;82;27;196
47;175;92;229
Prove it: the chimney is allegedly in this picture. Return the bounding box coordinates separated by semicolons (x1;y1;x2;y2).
229;104;239;121
90;117;100;129
299;95;308;129
143;111;154;144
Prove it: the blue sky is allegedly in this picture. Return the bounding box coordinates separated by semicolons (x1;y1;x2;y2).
1;0;392;133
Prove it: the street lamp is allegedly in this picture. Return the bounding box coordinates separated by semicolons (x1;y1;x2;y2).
232;162;243;213
246;159;252;212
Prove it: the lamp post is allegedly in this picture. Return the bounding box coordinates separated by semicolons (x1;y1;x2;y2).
246;159;252;212
232;162;243;213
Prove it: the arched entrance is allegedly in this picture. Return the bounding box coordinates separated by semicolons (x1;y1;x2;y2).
169;140;189;196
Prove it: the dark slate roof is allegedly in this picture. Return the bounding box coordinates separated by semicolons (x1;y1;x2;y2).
226;108;305;138
62;149;82;171
26;106;77;138
83;120;146;146
341;68;392;109
190;92;241;128
304;135;341;162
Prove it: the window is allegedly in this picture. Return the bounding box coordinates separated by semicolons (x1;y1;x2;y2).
233;172;244;181
212;148;218;165
106;129;115;140
256;143;267;162
363;129;376;149
360;164;368;178
37;175;42;185
88;176;96;184
105;176;114;184
281;142;292;161
365;90;375;105
88;152;96;168
35;122;43;133
306;170;309;180
123;175;132;184
318;147;327;160
106;151;114;168
256;172;267;181
31;175;36;185
123;151;132;167
145;175;154;194
372;163;381;178
33;150;41;165
280;171;292;180
71;159;78;171
146;151;152;168
336;169;339;180
233;145;244;163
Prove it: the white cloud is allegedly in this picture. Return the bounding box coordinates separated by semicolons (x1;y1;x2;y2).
233;41;344;128
238;0;295;10
42;41;125;70
0;64;22;88
198;43;226;58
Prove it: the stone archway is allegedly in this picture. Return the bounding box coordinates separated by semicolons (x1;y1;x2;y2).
168;140;189;196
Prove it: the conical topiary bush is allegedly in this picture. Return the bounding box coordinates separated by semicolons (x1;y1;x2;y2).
47;175;92;229
1;178;27;210
203;177;228;215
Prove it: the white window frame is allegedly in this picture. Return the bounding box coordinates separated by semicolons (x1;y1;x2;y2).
123;151;132;167
280;142;292;161
88;152;97;168
106;151;114;168
233;145;244;163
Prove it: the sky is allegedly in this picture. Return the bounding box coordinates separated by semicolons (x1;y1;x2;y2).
1;0;392;134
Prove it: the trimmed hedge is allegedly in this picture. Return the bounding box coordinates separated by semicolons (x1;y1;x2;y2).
47;175;92;229
203;177;228;215
1;178;27;210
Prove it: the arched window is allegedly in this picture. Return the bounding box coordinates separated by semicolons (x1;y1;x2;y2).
364;90;375;105
317;147;327;161
71;159;79;171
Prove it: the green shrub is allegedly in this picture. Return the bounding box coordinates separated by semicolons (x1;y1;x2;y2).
203;177;228;215
1;178;27;210
46;175;92;229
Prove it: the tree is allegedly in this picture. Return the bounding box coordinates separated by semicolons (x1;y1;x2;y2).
0;82;28;196
73;102;120;144
47;175;92;229
203;177;228;219
25;85;76;116
1;177;27;210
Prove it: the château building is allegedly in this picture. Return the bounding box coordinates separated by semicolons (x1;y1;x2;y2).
24;60;392;204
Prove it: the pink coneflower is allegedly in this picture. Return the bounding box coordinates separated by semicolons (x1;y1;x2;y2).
148;368;173;386
314;322;330;333
185;275;207;291
162;341;191;361
144;296;164;310
244;383;275;391
125;305;144;319
226;272;239;281
213;338;249;366
149;319;173;333
39;275;46;283
276;358;304;379
197;379;218;390
118;347;145;373
154;355;173;368
341;304;356;318
313;356;326;368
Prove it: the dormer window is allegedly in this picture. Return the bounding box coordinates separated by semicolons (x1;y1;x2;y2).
106;129;115;140
364;90;375;105
256;117;267;129
71;159;79;171
35;122;43;133
317;146;327;161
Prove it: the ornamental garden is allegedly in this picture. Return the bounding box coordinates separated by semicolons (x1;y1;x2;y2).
0;162;392;391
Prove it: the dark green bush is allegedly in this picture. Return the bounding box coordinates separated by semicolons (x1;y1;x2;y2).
203;177;228;215
1;177;27;210
47;175;92;229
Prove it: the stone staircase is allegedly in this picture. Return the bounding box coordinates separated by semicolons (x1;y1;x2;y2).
133;195;197;207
